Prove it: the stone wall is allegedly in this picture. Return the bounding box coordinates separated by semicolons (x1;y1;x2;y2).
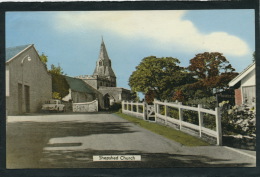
6;45;52;115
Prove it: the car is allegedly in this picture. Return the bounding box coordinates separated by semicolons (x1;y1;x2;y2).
41;99;66;113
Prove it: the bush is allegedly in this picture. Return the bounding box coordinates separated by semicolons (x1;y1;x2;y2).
109;102;122;111
184;96;217;109
221;102;256;136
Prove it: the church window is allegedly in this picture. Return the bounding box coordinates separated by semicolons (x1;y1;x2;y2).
99;61;103;66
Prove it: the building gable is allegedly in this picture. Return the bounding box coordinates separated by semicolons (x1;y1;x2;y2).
6;44;32;62
229;62;255;87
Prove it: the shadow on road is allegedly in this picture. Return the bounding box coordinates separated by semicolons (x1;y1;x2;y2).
6;118;254;168
39;149;251;168
6;121;136;169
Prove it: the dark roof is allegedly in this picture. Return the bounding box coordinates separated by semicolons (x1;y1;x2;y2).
6;44;32;62
64;76;99;94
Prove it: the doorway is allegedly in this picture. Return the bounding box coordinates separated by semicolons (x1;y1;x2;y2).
18;83;22;114
24;85;30;113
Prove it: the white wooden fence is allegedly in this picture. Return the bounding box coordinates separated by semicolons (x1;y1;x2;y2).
73;99;98;112
122;101;146;119
122;99;222;145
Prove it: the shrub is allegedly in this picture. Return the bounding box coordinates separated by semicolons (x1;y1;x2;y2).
184;96;217;109
221;102;256;136
109;102;122;111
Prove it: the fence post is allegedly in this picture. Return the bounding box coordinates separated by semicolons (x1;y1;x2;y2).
143;102;146;120
178;102;183;130
198;104;203;137
127;101;129;111
137;102;139;113
131;101;134;112
122;101;124;113
215;107;222;145
164;100;168;125
154;99;157;122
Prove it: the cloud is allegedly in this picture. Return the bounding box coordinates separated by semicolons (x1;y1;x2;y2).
54;11;249;56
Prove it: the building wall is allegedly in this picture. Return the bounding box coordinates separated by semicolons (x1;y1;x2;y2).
241;69;255;105
235;88;242;105
71;91;94;103
241;69;255;87
98;87;131;102
6;46;52;115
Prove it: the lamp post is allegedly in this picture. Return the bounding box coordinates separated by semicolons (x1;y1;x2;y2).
21;55;31;113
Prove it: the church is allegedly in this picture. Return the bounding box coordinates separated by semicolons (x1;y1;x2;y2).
75;38;131;108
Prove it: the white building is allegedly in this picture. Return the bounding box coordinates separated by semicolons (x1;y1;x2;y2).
229;62;255;106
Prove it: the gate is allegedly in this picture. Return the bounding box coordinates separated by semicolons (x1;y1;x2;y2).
146;104;155;121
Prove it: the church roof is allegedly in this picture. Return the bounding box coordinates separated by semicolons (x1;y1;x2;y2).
64;76;100;94
93;38;116;78
6;44;32;62
98;38;110;61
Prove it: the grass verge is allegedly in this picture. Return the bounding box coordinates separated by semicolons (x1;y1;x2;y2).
114;112;210;146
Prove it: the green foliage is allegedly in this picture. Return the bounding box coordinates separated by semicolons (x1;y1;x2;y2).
129;56;195;101
130;91;140;102
51;73;70;99
39;53;48;68
48;63;69;99
221;102;256;136
52;92;61;100
185;96;217;109
49;64;65;75
183;110;199;125
109;102;122;112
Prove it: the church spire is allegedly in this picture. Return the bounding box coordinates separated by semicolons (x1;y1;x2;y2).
93;38;116;80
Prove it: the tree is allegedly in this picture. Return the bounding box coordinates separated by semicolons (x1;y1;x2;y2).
48;64;65;75
129;56;195;101
38;52;69;99
48;64;69;99
39;53;48;68
187;52;238;97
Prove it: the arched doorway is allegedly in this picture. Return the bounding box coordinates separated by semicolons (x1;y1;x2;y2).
103;94;115;109
104;94;110;109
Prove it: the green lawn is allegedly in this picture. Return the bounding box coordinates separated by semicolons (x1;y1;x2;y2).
114;112;209;146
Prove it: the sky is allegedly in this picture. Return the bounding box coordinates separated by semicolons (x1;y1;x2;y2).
6;10;255;90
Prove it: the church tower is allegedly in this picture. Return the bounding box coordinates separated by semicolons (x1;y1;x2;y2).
93;38;117;87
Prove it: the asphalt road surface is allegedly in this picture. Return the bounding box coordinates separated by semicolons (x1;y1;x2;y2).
6;112;256;168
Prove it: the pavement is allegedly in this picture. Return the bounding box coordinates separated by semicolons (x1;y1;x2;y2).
6;112;256;168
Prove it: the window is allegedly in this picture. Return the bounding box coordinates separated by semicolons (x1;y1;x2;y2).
99;61;102;66
242;86;255;105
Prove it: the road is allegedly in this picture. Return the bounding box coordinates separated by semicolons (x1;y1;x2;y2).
6;112;256;168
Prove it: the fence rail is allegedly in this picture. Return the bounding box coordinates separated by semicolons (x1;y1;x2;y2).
122;99;222;145
122;101;146;119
